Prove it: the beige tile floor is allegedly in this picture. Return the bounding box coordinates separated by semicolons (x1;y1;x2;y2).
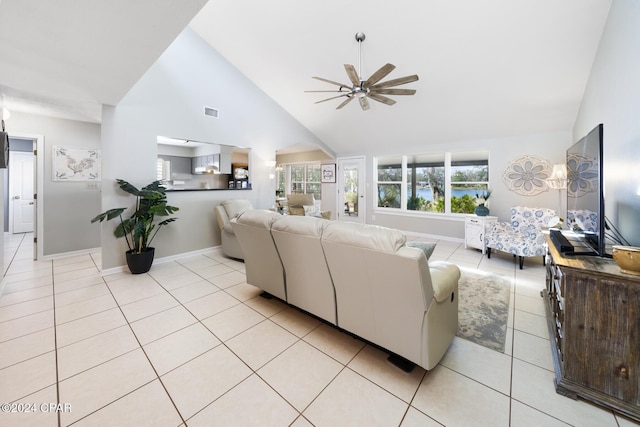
0;232;638;426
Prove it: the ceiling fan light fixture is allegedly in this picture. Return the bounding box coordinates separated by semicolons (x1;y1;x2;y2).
354;86;368;98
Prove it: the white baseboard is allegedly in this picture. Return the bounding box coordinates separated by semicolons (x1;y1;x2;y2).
39;247;101;261
99;246;223;277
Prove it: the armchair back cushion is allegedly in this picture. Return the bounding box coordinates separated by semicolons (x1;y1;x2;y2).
222;198;253;222
286;194;314;216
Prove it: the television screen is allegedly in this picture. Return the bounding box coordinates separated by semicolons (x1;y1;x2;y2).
566;124;606;257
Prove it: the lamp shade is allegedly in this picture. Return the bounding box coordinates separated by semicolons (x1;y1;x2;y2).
547;164;567;189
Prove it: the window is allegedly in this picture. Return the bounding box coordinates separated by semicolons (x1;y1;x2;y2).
406;153;445;213
376;155;402;208
450;152;489;214
277;162;322;200
275;165;285;197
305;163;322;199
375;151;489;215
156;157;170;181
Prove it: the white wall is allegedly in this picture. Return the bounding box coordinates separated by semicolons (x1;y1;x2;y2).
6;112;101;256
101;28;331;270
574;0;640;246
0;96;5;276
366;131;571;238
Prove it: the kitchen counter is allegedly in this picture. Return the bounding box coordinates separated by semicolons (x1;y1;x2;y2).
165;187;252;192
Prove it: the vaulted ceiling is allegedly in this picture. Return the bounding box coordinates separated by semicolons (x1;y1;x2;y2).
0;0;612;155
0;0;208;122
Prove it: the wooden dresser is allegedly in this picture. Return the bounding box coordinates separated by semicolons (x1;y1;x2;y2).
543;236;640;421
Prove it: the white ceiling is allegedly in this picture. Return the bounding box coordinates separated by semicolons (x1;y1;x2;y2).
0;0;612;156
0;0;207;122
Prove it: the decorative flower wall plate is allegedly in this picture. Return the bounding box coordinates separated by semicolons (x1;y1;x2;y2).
502;155;551;196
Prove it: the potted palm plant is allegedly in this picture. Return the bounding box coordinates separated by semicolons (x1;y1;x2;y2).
91;179;179;274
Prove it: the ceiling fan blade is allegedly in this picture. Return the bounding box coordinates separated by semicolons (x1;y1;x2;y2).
344;64;360;86
369;88;416;95
364;63;395;87
371;74;419;89
336;96;355;109
368;93;396;106
314;93;350;104
359;96;370;111
312;76;351;88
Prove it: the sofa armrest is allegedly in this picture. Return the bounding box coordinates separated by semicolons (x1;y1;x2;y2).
429;261;461;303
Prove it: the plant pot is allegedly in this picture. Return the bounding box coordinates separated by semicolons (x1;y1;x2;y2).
475;205;490;216
126;247;155;274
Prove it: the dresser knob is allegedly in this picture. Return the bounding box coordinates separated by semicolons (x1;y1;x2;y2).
615;365;629;379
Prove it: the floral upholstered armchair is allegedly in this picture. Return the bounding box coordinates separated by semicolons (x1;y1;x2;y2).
485;206;557;269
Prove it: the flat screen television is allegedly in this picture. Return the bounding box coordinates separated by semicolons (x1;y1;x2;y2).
566;123;608;257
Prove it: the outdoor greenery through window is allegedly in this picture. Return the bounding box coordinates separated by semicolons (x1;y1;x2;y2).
376;151;489;214
276;162;322;200
377;155;402;208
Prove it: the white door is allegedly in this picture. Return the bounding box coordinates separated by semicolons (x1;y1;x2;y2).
10;151;35;233
337;157;366;223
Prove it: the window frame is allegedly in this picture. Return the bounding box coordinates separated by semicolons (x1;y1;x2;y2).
277;161;323;200
374;151;489;216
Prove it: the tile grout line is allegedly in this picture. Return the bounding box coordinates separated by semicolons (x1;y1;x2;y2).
51;259;62;427
147;262;266;423
100;271;189;426
1;241;617;425
95;258;268;422
508;267;517;427
4;235;63;425
150;259;351;423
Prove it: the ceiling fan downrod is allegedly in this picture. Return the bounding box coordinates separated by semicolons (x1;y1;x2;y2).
355;32;365;84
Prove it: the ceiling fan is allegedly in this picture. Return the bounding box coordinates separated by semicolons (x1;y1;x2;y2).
306;32;419;111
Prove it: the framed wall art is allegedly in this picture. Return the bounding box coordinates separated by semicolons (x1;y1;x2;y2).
53;146;101;181
321;163;336;183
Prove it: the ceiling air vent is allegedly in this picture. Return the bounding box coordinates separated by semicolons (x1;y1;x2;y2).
203;106;219;118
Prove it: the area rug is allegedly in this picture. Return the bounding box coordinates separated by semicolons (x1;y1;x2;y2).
456;267;512;352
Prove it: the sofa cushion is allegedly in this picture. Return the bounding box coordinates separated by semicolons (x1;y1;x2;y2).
322;221;406;252
222;198;253;220
271;214;328;237
406;241;437;259
235;209;281;228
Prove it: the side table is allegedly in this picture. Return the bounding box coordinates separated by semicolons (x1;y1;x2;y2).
464;215;498;254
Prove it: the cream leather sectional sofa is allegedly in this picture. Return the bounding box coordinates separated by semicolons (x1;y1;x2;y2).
230;209;461;370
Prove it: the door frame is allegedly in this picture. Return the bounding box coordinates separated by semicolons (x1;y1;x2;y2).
10;132;44;260
8;150;35;234
336;156;366;223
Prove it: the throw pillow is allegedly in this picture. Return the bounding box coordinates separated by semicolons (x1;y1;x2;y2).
303;205;322;217
406;241;437;259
